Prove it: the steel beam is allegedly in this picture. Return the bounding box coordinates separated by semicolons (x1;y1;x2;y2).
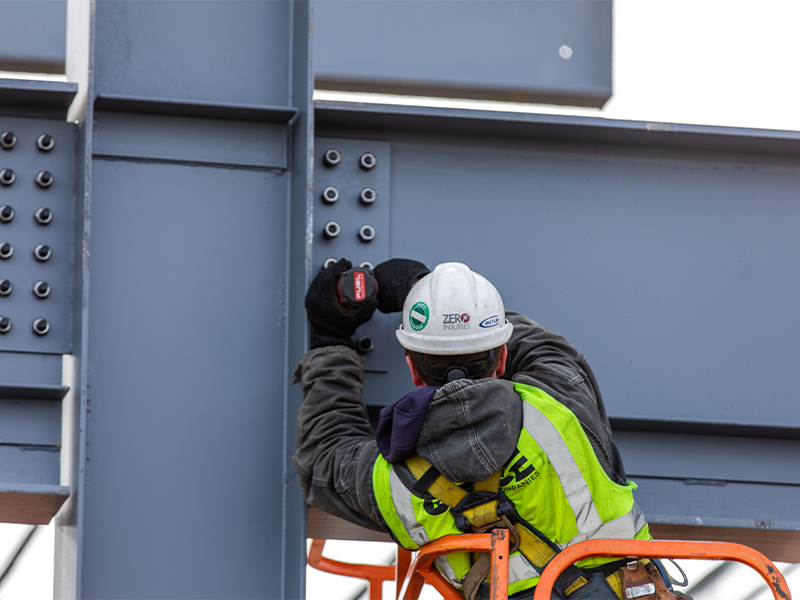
314;100;800;559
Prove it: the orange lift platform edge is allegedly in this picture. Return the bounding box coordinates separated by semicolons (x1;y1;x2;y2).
308;533;792;600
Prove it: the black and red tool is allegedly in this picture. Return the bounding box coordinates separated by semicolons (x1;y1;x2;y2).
337;267;378;307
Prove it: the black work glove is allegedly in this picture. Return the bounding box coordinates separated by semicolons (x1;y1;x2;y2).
373;258;431;313
305;258;379;349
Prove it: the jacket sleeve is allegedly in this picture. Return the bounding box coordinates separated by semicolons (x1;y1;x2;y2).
292;345;387;532
502;310;628;484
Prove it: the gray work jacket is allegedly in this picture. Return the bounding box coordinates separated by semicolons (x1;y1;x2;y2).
292;311;627;534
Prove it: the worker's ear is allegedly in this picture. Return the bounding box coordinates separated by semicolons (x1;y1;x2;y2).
493;345;508;379
405;355;427;388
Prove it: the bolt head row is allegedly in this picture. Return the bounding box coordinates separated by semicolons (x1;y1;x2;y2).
0;243;52;261
322;148;377;171
320;186;377;206
0;279;50;298
0;169;54;188
0;206;53;224
0;317;51;335
0;132;55;152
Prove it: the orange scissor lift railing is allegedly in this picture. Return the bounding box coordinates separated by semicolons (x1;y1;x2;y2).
308;534;793;600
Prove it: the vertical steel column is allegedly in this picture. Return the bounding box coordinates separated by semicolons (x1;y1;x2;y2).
59;1;312;597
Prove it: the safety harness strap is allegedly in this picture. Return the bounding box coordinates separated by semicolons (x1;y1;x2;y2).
404;454;620;599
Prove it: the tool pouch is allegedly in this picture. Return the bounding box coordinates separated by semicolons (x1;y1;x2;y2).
616;561;678;600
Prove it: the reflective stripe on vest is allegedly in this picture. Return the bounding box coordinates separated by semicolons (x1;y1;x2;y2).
372;382;650;593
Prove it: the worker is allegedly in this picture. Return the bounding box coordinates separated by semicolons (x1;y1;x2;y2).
294;258;687;600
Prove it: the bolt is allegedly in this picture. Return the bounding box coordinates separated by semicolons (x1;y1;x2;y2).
357;336;374;354
0;132;15;149
34;207;52;225
323;257;338;269
0;169;15;186
36;171;54;188
559;45;573;60
359;261;374;270
358;224;376;243
0;316;10;333
323;221;341;239
359;187;376;205
37;134;55;152
0;205;14;223
33;281;50;299
323;148;341;167
321;186;339;204
0;242;13;259
0;279;11;296
359;152;376;171
34;244;51;261
32;318;50;336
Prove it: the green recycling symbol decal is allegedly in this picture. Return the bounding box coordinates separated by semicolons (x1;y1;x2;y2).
409;302;429;331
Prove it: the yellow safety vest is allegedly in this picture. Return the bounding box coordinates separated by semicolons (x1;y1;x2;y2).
372;382;651;596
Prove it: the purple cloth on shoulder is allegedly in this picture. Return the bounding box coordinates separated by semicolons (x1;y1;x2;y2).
375;386;439;463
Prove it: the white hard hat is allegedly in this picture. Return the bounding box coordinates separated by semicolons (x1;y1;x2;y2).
396;262;513;355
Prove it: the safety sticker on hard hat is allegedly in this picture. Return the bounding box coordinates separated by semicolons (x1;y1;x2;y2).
409;302;429;331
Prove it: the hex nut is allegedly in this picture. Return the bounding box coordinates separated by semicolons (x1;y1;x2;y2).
33;318;50;336
0;169;15;186
359;152;376;171
34;207;52;225
323;257;338;269
0;279;12;296
0;242;13;259
323;221;341;239
34;244;51;261
358;224;376;243
37;134;55;152
359;187;377;205
323;148;341;167
321;186;339;204
0;132;16;150
33;281;51;299
36;171;54;188
357;336;374;354
0;316;10;334
0;205;14;223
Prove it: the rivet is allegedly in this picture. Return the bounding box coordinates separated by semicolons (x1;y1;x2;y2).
33;281;51;299
359;152;376;171
32;318;50;336
35;171;54;188
323;221;341;239
0;169;15;186
357;336;374;354
34;207;53;225
0;132;16;150
358;224;376;243
359;187;376;205
37;134;55;152
323;148;341;167
321;186;339;204
34;244;51;261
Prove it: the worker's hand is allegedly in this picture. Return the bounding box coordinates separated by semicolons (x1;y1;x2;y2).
305;258;379;349
373;258;431;313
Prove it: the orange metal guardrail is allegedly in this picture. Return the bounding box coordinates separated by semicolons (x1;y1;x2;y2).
532;538;792;600
310;535;792;600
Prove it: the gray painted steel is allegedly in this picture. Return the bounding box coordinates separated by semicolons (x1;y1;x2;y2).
56;0;312;597
315;100;800;536
0;115;75;354
0;0;66;74
314;0;612;107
